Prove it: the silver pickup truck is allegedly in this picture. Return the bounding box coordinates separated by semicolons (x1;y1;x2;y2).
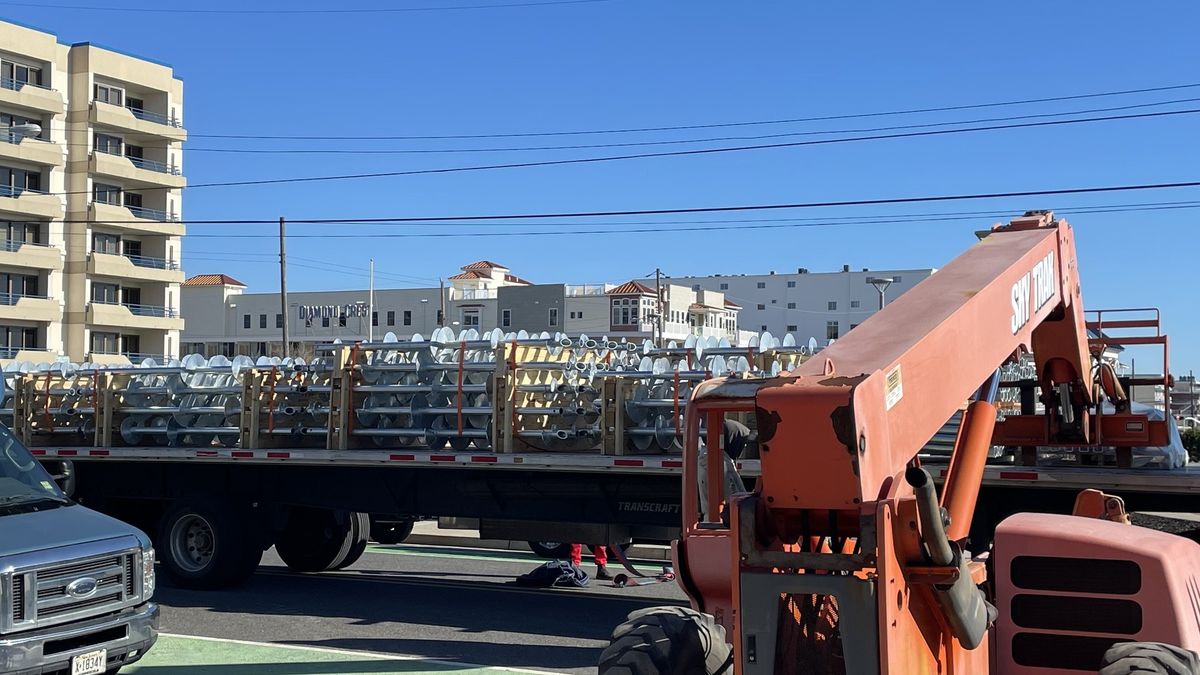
0;423;157;675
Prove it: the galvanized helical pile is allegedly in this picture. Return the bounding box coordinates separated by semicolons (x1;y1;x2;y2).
1;328;816;453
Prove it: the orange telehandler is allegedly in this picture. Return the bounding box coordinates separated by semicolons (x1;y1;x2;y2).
599;211;1200;674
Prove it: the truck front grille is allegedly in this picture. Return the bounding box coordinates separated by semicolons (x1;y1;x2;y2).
9;549;139;630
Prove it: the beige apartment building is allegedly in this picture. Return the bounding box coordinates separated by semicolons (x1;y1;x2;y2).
0;19;184;364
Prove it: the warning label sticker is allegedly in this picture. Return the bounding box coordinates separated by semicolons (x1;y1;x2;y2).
885;364;903;410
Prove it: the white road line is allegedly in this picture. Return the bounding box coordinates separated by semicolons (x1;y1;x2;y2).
157;632;563;674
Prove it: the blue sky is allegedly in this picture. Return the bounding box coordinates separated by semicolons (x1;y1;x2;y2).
7;1;1199;371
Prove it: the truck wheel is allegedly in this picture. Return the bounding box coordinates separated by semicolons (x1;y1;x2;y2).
599;606;732;675
336;513;372;569
1101;642;1200;675
275;507;356;573
529;541;572;559
158;501;263;589
370;517;415;545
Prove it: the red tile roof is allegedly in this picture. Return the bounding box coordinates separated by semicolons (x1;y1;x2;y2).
504;273;532;285
607;280;654;296
183;273;246;287
448;270;487;280
462;260;507;271
724;299;741;308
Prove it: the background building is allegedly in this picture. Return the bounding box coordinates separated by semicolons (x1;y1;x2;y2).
181;260;926;358
0;19;185;364
677;265;936;342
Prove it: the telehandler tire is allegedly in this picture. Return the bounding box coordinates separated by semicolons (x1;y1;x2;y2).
598;606;732;675
1101;642;1200;675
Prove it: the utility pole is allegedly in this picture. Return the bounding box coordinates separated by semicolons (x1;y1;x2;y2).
655;267;663;347
439;278;446;327
279;216;289;358
367;258;375;342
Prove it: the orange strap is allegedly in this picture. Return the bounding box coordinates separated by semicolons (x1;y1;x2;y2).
456;340;466;435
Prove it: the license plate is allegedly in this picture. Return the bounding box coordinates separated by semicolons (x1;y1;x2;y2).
71;649;107;675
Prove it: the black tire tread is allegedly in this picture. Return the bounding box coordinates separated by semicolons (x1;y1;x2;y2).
275;507;355;573
336;513;371;569
599;606;730;675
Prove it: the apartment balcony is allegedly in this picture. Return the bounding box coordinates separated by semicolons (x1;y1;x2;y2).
451;289;498;301
0;347;61;363
88;251;183;284
90;150;185;189
0;240;62;271
0;78;64;115
0;186;63;220
0;134;63;167
0;292;61;323
88;300;183;331
90;101;186;142
88;200;185;237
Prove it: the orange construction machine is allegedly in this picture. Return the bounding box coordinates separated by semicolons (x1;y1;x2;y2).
599;211;1200;675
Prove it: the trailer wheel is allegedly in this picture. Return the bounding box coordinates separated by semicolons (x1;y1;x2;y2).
370;517;415;545
529;541;572;559
158;501;263;589
275;507;356;573
598;606;732;675
335;513;372;569
1101;642;1200;675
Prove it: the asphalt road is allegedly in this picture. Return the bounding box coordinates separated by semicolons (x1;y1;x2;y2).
148;543;687;674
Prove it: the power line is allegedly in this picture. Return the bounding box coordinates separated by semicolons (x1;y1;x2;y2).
172;82;1200;140
62;179;1200;226
176;201;1200;239
40;108;1200;197
141;96;1200;155
0;0;611;14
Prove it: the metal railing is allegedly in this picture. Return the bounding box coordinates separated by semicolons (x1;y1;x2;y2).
126;155;179;175
454;289;498;300
125;253;179;270
0;292;48;306
0;77;52;92
91;299;177;318
0;184;48;198
124;105;180;128
0;131;51;144
566;284;612;297
124;204;172;221
120;351;168;363
0;239;52;253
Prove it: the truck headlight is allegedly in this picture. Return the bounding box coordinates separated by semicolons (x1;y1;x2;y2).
142;548;156;599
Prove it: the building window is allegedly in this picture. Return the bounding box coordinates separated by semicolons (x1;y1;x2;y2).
756;304;765;310
95;133;122;155
259;314;267;329
1;221;40;247
787;324;798;332
851;300;860;309
372;311;378;327
436;310;444;325
787;302;796;309
756;282;766;289
0;166;40;194
402;310;411;326
90;331;119;355
787;281;796;288
760;325;768;331
577;311;583;319
243;314;251;329
93;183;122;205
462;310;480;327
719;283;728;290
1;61;43;88
691;284;700;291
771;299;777;304
94;83;124;106
893;276;902;282
92;232;120;255
321;316;330;328
387;310;396;326
850;324;860;330
826;321;839;340
548;308;558;327
502;309;511;327
827;301;837;311
0;325;38;354
338;314;347;327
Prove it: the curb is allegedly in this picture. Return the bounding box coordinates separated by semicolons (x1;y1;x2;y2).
404;531;672;561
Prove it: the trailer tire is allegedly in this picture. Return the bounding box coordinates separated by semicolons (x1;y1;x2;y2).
336;513;372;569
1100;642;1200;675
158;501;263;589
529;541;572;559
370;518;415;545
598;606;731;675
275;507;356;573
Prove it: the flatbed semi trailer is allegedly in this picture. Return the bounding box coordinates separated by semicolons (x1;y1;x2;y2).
31;444;1199;588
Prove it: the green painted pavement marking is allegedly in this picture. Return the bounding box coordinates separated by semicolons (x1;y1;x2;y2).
124;633;559;675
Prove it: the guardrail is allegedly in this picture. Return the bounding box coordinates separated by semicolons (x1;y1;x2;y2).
125;253;179;271
0;77;52;92
126;155;179;175
0;184;48;198
124;204;172;222
0;292;48;306
125;105;180;128
91;299;178;318
0;239;52;253
0;131;51;144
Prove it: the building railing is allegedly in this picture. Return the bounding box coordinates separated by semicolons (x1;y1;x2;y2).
454;289;497;300
121;351;168;363
0;184;48;198
0;239;52;253
127;155;179;175
124;204;172;221
91;299;178;318
0;130;51;144
125;253;179;270
125;105;180;128
566;284;612;297
0;346;46;358
0;292;49;305
0;77;52;92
